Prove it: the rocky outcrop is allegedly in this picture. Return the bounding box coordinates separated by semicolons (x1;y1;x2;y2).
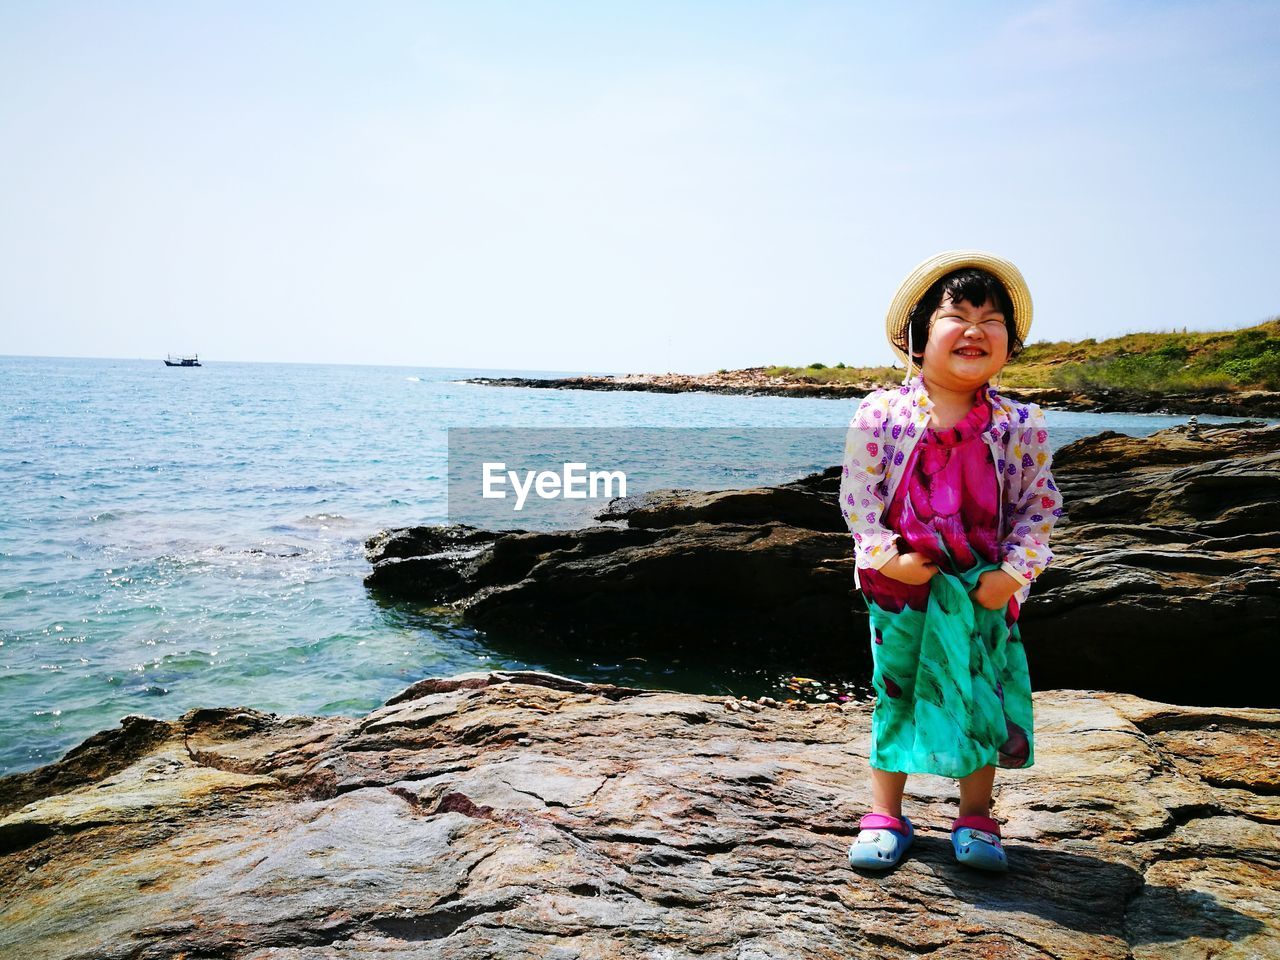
1;671;1276;959
459;369;1280;417
1032;422;1280;704
365;492;853;651
460;368;882;400
1050;385;1280;417
366;423;1280;707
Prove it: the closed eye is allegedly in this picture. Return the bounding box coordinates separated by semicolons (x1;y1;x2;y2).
941;316;1006;327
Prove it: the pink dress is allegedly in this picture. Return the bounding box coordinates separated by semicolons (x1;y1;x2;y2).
857;387;1033;776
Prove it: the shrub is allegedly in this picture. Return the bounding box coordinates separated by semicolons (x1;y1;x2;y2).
1049;352;1188;391
1152;343;1189;362
1205;330;1280;388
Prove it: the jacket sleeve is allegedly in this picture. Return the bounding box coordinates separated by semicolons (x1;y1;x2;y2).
840;391;900;572
999;402;1063;595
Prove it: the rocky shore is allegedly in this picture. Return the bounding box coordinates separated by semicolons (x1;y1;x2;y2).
2;670;1277;959
366;421;1280;707
458;369;1280;417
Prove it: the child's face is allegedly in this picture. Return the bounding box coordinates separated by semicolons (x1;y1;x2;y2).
921;293;1009;392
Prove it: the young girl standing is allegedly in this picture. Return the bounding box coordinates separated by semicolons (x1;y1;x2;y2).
840;251;1063;872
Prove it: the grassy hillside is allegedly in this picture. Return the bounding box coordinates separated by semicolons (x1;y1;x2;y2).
764;316;1280;392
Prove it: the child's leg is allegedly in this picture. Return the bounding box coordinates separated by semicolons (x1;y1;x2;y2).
957;764;995;817
952;764;1007;871
851;766;914;869
870;766;908;817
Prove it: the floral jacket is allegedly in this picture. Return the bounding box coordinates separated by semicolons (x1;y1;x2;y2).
839;372;1063;606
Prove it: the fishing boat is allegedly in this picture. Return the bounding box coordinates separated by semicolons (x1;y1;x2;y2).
164;354;202;367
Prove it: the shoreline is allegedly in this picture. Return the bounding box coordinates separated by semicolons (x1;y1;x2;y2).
458;368;1280;417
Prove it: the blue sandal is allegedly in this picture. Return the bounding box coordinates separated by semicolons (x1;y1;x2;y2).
848;813;914;870
951;815;1008;872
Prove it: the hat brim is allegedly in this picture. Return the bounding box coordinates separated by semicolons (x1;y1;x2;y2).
884;250;1033;368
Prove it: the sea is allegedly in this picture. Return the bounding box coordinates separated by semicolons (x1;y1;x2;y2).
2;355;1272;776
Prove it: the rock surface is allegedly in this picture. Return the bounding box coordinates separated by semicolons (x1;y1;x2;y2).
365;423;1280;707
1;671;1276;959
458;369;1280;417
1026;422;1280;705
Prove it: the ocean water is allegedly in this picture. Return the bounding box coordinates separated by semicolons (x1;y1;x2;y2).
1;355;1270;776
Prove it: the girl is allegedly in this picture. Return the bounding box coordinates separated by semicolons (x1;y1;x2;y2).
839;250;1062;872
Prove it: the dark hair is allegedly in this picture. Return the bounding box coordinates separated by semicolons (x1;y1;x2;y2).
900;268;1023;367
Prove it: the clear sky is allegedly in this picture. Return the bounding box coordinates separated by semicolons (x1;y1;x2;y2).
1;1;1276;372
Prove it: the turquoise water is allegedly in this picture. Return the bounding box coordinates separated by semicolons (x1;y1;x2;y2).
1;355;1270;776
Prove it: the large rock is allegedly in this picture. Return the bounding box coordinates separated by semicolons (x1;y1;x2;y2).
1025;423;1280;704
367;490;854;653
366;423;1280;707
1;672;1276;959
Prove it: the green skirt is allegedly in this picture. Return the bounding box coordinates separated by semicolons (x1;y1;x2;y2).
863;558;1034;779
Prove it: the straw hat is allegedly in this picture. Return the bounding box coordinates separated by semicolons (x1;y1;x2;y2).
885;250;1033;372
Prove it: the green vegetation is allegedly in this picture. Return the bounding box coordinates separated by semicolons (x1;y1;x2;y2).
762;363;900;384
764;317;1280;392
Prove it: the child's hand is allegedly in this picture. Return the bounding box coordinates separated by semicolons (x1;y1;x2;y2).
880;552;938;585
970;569;1022;610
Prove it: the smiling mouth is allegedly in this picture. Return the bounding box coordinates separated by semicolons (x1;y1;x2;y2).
954;349;987;357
